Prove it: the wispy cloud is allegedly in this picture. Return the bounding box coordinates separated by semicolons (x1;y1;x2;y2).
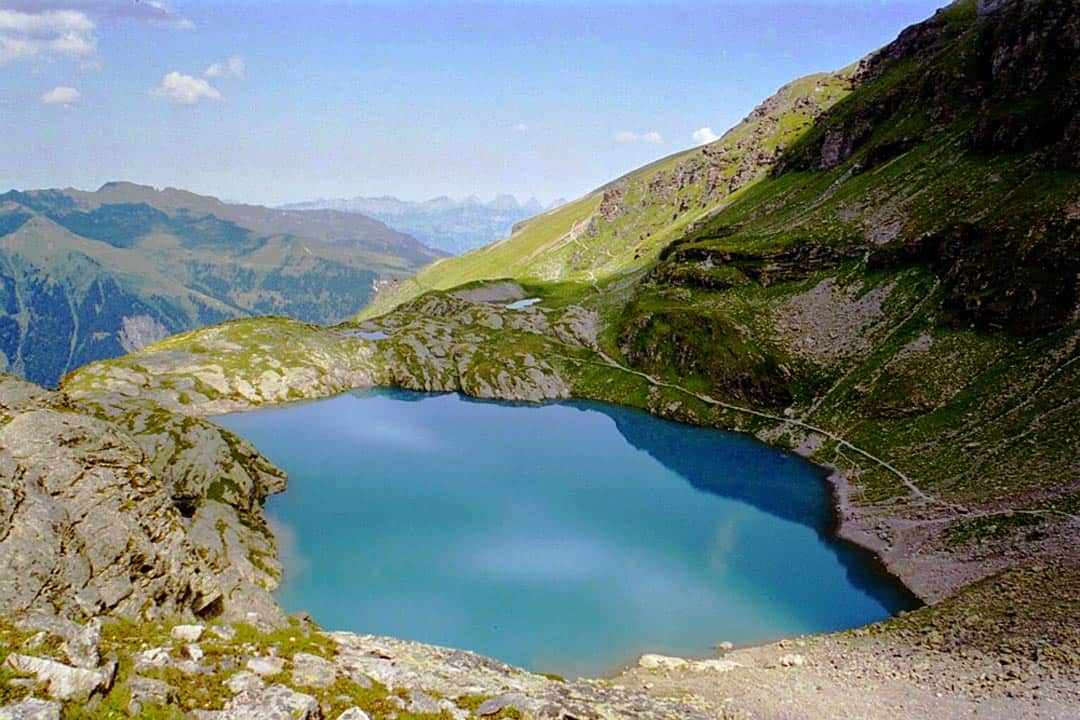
2;1;194;30
41;85;80;105
205;55;245;80
692;127;720;145
513;123;528;133
614;130;662;145
152;71;222;104
0;9;96;65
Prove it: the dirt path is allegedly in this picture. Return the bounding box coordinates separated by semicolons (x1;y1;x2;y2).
616;563;1080;720
577;349;950;508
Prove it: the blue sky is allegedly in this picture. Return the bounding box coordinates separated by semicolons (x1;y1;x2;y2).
1;0;946;206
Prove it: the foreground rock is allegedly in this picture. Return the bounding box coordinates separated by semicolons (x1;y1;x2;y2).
0;699;61;720
3;654;115;702
193;684;321;720
0;618;715;719
0;375;284;625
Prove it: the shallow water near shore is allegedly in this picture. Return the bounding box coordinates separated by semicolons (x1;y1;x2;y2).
217;389;917;677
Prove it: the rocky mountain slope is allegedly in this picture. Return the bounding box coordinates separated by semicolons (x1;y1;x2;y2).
0;0;1077;717
0;183;444;387
361;0;1080;601
360;68;855;318
281;195;555;255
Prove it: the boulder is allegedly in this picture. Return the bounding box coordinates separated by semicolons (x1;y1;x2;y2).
14;615;101;669
688;659;742;673
637;653;689;671
475;692;541;717
198;684;322;720
246;655;286;676
0;699;61;720
171;624;205;642
225;671;265;695
778;653;807;667
126;675;179;715
291;652;338;688
133;647;172;671
181;644;205;662
3;654;116;702
336;709;371;720
406;691;441;714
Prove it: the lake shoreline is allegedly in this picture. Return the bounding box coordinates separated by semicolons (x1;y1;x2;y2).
54;304;1079;717
222;389;917;677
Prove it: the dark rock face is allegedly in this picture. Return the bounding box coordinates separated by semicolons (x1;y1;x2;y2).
0;375;285;624
778;0;1080;174
868;218;1079;335
967;0;1079;165
619;307;793;407
936;219;1079;334
655;241;865;289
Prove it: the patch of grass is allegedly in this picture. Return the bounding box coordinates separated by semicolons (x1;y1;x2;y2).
945;512;1046;546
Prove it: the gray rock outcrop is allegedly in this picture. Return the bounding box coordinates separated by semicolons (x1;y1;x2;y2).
194;684;322;720
126;675;179;715
0;404;221;619
14;615;101;669
0;374;285;625
3;654;116;702
0;699;61;720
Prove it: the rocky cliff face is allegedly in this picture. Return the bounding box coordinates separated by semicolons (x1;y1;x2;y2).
779;0;1079;174
0;375;285;627
63;291;600;413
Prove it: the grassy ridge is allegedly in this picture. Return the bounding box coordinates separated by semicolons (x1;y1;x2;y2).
360;69;855;318
360;0;1080;569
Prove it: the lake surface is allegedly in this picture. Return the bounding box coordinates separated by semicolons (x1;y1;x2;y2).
216;390;917;676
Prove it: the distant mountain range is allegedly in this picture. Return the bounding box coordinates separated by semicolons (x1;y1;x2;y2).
280;195;566;255
0;182;444;386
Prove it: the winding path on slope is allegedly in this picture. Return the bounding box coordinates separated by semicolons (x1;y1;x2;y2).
557;349;1080;525
587;349;947;507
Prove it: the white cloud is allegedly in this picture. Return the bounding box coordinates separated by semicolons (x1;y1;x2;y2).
0;9;97;65
205;55;245;80
41;85;80;105
692;127;720;145
152;71;222;104
142;0;195;30
513;123;528;133
3;1;194;30
614;130;663;145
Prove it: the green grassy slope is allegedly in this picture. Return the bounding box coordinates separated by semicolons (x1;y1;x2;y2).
360;68;855;318
617;0;1079;505
364;0;1080;573
62;0;1080;601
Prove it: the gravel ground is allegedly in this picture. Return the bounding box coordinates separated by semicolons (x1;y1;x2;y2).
618;562;1080;719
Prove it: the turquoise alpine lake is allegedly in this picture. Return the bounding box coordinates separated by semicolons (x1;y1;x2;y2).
216;389;917;676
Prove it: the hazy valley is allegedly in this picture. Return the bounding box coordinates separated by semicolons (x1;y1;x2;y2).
281;195;563;255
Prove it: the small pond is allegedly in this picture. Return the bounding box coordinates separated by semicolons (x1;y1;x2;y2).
216;390;917;677
505;297;542;310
